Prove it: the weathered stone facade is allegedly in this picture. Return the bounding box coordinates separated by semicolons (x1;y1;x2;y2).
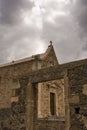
38;79;65;118
0;44;87;130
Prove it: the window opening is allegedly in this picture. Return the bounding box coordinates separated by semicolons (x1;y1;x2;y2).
50;92;56;115
75;107;80;114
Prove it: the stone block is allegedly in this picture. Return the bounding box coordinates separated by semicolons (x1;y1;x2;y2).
69;95;79;104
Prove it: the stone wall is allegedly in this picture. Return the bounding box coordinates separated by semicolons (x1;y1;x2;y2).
0;60;34;130
0;78;29;130
34;119;65;130
68;65;87;130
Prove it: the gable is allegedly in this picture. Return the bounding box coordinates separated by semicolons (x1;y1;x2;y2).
40;44;59;68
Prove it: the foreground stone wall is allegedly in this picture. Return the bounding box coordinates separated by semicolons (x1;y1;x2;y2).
34;119;65;130
0;78;28;130
68;65;87;130
0;60;34;130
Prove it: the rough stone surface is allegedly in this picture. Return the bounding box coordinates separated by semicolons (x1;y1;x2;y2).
68;65;87;130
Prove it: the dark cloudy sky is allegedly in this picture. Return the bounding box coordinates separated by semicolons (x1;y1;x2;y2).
0;0;87;64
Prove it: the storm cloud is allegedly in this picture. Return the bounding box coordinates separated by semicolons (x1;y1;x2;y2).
0;0;33;25
71;0;87;58
0;0;87;64
72;0;87;32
